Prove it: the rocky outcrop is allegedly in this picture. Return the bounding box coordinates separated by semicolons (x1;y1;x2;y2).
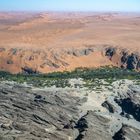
75;111;112;140
126;53;139;70
40;60;60;69
0;47;96;74
102;100;116;113
0;78;140;139
105;47;116;60
0;45;140;74
75;113;89;140
21;66;39;74
68;48;94;57
0;82;82;140
0;82;115;140
104;47;140;70
120;52;140;70
115;97;140;121
114;84;140;122
113;125;140;140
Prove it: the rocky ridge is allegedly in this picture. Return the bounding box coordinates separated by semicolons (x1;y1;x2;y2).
0;45;140;74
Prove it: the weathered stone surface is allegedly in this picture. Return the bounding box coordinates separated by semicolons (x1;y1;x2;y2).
0;82;81;140
0;80;140;140
113;125;140;140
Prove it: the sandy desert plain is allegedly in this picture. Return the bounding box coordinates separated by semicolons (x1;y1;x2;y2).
0;12;140;73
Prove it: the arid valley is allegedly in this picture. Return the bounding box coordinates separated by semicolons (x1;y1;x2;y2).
0;12;140;140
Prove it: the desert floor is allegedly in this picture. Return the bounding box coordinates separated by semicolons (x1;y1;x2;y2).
0;12;140;73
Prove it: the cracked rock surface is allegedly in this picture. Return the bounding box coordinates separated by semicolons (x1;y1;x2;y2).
0;79;140;140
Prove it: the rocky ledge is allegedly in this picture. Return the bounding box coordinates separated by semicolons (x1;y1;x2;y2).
0;79;140;140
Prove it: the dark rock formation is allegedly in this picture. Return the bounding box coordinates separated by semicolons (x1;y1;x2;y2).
64;120;76;129
102;100;116;113
113;125;140;140
115;98;140;122
75;111;112;140
105;47;140;70
121;51;128;64
126;53;138;70
34;95;46;103
68;48;94;57
136;60;140;70
75;113;89;140
112;125;126;140
105;47;116;60
21;66;38;74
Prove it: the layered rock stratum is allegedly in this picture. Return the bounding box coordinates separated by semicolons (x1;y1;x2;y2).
0;79;140;140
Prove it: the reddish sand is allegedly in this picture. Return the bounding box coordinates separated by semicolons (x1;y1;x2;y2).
0;12;140;73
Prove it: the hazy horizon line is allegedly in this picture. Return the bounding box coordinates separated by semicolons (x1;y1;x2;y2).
0;10;140;13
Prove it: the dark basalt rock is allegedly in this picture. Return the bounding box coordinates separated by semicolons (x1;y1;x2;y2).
102;100;116;113
64;120;76;129
34;95;46;103
126;53;138;70
120;52;140;70
75;114;89;140
112;125;126;140
75;117;88;130
21;66;38;74
136;59;140;70
113;125;140;140
121;51;128;64
115;98;140;121
105;47;116;60
105;47;140;71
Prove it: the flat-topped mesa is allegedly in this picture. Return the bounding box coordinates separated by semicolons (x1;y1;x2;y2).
0;45;140;74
